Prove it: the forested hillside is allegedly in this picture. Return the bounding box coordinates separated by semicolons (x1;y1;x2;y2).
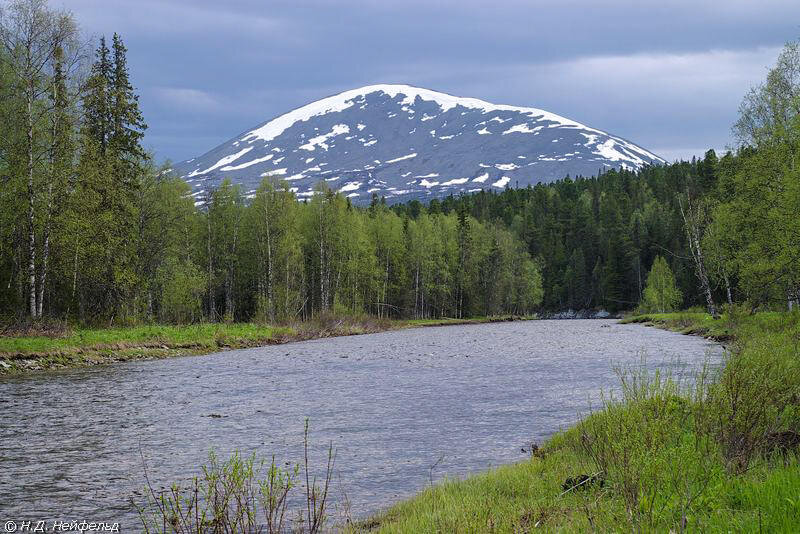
392;155;719;313
1;0;798;325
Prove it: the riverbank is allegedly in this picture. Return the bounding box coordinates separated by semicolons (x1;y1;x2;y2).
0;315;529;375
366;310;800;532
619;310;734;340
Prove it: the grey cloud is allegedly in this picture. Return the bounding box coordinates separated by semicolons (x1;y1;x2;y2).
60;0;800;162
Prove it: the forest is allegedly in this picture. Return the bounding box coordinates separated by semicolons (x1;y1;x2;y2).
1;0;798;326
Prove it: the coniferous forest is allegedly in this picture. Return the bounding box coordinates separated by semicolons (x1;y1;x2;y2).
1;0;799;326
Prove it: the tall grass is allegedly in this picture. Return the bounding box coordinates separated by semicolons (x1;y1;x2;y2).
574;362;721;532
137;420;334;534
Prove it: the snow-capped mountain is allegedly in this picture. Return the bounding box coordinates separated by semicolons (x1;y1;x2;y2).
173;84;664;204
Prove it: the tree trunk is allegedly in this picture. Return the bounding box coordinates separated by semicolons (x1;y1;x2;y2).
26;80;37;318
37;182;53;317
68;240;78;315
264;202;274;322
38;66;61;319
637;255;643;303
414;263;420;319
206;207;215;321
225;273;234;322
285;254;290;320
679;194;718;318
724;272;733;306
318;201;326;313
381;253;389;319
788;287;799;312
226;220;238;321
420;269;425;319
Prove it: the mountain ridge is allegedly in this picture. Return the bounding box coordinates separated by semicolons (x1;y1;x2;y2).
172;84;664;204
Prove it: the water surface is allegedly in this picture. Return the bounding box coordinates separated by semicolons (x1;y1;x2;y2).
0;320;720;526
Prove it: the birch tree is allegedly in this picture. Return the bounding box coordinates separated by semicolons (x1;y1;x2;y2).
679;192;718;318
0;0;80;318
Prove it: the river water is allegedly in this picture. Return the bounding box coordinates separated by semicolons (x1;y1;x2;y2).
0;320;720;527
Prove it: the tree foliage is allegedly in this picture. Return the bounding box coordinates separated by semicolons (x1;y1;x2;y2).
641;256;682;313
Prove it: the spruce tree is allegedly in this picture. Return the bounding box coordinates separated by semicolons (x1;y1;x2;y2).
74;33;148;319
110;33;147;178
83;36;111;155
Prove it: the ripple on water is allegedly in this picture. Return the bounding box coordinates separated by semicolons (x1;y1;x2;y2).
0;319;721;525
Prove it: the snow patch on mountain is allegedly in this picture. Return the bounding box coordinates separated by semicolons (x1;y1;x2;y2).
386;153;417;163
175;84;664;204
299;124;349;151
188;147;253;177
221;154;273;171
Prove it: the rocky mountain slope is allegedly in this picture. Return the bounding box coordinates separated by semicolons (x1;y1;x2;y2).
172;84;664;204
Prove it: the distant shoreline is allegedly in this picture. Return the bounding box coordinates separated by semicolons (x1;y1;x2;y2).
0;315;532;376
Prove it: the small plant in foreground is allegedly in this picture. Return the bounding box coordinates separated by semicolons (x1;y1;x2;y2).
136;420;334;533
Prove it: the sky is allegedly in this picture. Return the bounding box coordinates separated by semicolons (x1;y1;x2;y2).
58;0;800;164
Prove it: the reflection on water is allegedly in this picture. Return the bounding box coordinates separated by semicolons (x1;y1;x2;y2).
0;320;720;526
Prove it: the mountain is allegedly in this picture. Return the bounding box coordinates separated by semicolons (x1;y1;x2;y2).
172;84;664;204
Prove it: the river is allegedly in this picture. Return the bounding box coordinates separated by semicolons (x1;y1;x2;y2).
0;319;721;527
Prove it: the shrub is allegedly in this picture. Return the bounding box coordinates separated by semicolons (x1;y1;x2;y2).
706;330;800;473
574;361;722;532
157;258;206;324
641;256;683;313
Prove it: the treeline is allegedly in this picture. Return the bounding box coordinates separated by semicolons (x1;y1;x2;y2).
392;157;718;313
0;0;543;324
189;181;543;322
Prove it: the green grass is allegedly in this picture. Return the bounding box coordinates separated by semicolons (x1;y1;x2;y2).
366;444;800;533
620;308;795;342
710;461;800;532
369;449;590;532
0;323;292;355
367;310;800;533
0;322;300;374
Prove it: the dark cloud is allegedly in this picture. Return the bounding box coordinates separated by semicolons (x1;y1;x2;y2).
59;0;799;162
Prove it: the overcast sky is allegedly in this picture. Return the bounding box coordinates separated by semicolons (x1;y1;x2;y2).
59;0;800;164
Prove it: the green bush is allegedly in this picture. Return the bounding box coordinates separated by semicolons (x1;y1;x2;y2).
706;328;800;473
138;421;334;534
641;256;683;313
574;362;722;532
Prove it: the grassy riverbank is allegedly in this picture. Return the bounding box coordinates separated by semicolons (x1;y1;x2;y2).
618;309;791;342
367;310;800;532
0;314;529;375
